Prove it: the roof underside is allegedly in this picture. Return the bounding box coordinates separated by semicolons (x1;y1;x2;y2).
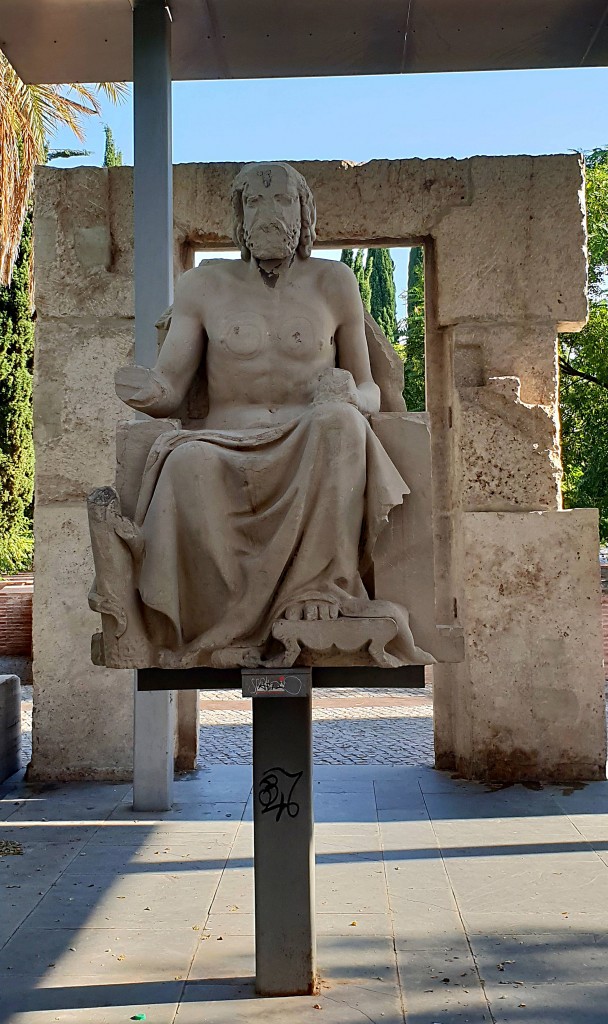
2;0;608;84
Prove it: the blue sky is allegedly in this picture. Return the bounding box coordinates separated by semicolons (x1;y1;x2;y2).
51;67;608;311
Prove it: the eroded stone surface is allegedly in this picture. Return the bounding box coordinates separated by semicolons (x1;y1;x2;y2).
435;155;587;330
34;317;133;504
451;322;559;405
436;509;606;782
30;504;133;782
457;386;561;511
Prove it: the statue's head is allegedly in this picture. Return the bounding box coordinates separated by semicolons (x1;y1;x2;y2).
231;162;316;262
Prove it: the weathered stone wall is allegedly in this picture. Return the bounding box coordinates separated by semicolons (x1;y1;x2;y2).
31;156;605;782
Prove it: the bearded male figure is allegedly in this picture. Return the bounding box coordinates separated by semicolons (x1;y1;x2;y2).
89;162;432;669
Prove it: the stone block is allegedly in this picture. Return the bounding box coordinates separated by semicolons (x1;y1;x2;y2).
436;509;606;782
36;157;586;334
34;317;134;503
34;166;133;319
0;675;21;782
30;503;132;782
451;322;559;406
435;155;587;330
176;159;472;250
372;413;463;663
457;385;561;511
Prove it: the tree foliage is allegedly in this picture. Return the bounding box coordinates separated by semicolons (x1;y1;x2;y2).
559;148;608;540
368;248;397;345
0;213;34;572
352;249;371;311
401;246;425;411
103;125;123;167
0;48;127;286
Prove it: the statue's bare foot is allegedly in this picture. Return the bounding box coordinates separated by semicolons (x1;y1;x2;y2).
284;600;339;621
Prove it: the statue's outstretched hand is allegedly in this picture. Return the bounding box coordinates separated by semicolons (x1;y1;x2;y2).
115;365;167;411
313;368;359;407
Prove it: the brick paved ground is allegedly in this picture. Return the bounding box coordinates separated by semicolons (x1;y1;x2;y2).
197;683;435;767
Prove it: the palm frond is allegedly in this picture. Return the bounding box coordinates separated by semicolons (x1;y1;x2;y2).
0;49;125;286
96;82;129;104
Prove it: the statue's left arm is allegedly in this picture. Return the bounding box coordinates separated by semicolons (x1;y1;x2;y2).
328;263;381;416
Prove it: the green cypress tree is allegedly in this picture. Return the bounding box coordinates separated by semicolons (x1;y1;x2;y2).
402;246;425;410
103;125;123;167
0;213;35;572
368;247;397;345
340;249;354;269
353;249;371;312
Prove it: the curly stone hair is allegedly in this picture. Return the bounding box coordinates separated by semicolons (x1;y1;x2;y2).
230;162;317;261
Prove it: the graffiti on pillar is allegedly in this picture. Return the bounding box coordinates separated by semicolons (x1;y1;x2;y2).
258;767;303;822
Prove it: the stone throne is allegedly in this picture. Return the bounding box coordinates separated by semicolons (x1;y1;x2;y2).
88;301;463;673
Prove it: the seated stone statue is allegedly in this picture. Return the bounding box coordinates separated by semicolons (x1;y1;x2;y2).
88;161;433;669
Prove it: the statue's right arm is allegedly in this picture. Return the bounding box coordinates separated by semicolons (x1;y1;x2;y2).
115;271;204;416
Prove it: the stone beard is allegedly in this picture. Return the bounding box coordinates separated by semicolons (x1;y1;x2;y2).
89;161;433;669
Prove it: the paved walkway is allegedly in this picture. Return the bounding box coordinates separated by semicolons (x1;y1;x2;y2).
19;685;435;770
2;765;608;1023
197;686;434;767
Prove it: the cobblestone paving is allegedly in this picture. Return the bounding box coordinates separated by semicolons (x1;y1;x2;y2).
197;686;435;767
19;684;32;767
19;681;608;771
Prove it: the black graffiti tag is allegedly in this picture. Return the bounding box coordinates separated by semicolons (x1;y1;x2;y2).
258;766;303;822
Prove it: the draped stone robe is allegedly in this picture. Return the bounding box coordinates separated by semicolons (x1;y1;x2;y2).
132;394;432;666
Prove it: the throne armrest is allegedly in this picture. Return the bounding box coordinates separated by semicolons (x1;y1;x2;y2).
371;411;464;664
116;418;181;520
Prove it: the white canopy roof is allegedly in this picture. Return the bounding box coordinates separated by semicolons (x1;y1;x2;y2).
2;0;607;84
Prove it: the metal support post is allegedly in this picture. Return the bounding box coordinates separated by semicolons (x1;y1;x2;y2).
248;669;316;996
132;0;175;812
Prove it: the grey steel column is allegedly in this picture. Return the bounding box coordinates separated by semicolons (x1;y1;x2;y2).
252;695;316;996
132;0;175;812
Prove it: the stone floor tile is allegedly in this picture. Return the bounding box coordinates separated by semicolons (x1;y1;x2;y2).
189;933;255;982
0;979;182;1024
22;871;223;930
87;821;241;842
59;836;235;877
1;840;86;881
397;945;491;1023
0;824;99;845
481;981;608;1023
108;800;246;824
7;784;129;821
444;851;608;916
176;979;405;1024
0;926;198;981
469;930;607;986
315;913;393;936
0;797;26;822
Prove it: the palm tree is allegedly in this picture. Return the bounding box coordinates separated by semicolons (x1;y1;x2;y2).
0;49;126;286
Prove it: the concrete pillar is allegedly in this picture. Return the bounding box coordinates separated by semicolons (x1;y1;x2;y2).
132;0;175;811
175;690;199;772
252;688;316;995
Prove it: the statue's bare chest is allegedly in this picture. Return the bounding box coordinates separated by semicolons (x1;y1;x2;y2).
204;286;335;363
